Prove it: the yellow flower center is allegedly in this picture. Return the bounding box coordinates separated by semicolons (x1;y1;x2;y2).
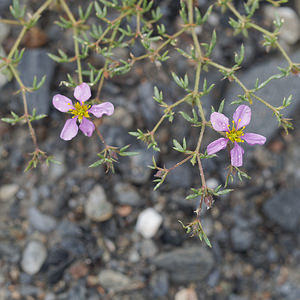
69;102;90;121
226;119;245;143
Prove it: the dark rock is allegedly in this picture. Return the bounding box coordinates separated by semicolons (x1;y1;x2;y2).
67;283;87;300
0;0;9;12
161;229;183;246
225;50;300;140
17;49;55;115
263;187;300;231
149;270;169;298
121;147;158;184
46;259;73;285
57;220;83;238
207;269;220;287
165;160;192;188
114;182;143;206
46;247;69;266
230;226;254;252
138;81;161;128
0;243;21;263
152;246;214;283
60;237;86;256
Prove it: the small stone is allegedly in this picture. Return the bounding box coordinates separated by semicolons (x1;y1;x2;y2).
21;240;47;275
150;271;169;298
69;262;89;280
28;207;56;233
98;269;132;290
85;185;113;222
175;287;198;300
230;227;254;252
140;239;158;258
136;208;163;239
0;184;19;201
117;205;132;217
263;187;300;231
165;161;192;188
114;182;142;206
264;6;300;45
153;247;214;283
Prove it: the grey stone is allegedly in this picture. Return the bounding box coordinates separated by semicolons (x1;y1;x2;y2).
152;246;214;283
263;188;300;231
98;270;132;290
85;185;113;222
57;220;82;238
114;182;143;206
165;160;192;188
150;270;169;298
17;49;55;115
0;243;21;263
138;81;161;127
0;0;10;12
124;148;157;184
28;207;57;233
230;227;254;252
264;6;300;45
140;239;158;258
21;240;47;275
67;284;86;300
225;50;300;140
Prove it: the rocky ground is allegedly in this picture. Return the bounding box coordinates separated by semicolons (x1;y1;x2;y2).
1;1;300;299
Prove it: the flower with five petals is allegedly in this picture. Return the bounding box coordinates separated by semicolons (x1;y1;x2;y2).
53;83;114;141
207;105;266;167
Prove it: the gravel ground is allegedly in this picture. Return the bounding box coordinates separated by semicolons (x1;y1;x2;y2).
0;1;300;300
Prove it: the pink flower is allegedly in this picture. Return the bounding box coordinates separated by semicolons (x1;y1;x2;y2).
53;83;114;141
207;105;266;167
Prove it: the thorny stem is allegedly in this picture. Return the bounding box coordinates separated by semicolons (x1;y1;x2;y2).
59;0;83;84
9;64;39;149
187;0;207;194
94;122;108;148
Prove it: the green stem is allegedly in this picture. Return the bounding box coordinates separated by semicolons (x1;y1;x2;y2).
60;0;82;83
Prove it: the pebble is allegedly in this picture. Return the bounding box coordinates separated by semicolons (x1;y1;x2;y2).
149;270;169;298
0;184;19;201
0;23;9;44
139;239;158;258
98;269;132;290
114;182;143;206
21;240;47;275
174;287;198;300
230;226;254;252
85;185;113;222
153;246;214;283
263;187;300;231
136;208;163;239
264;6;300;45
28;207;56;233
165;160;192;188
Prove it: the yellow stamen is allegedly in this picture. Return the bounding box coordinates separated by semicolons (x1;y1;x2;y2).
69;102;90;121
226;120;245;143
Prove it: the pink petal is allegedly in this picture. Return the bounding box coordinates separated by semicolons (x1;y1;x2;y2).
60;117;78;141
79;117;95;137
74;83;91;103
230;142;244;167
233;105;251;129
210;112;229;132
242;133;266;145
88;102;114;118
207;138;228;155
53;94;74;112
